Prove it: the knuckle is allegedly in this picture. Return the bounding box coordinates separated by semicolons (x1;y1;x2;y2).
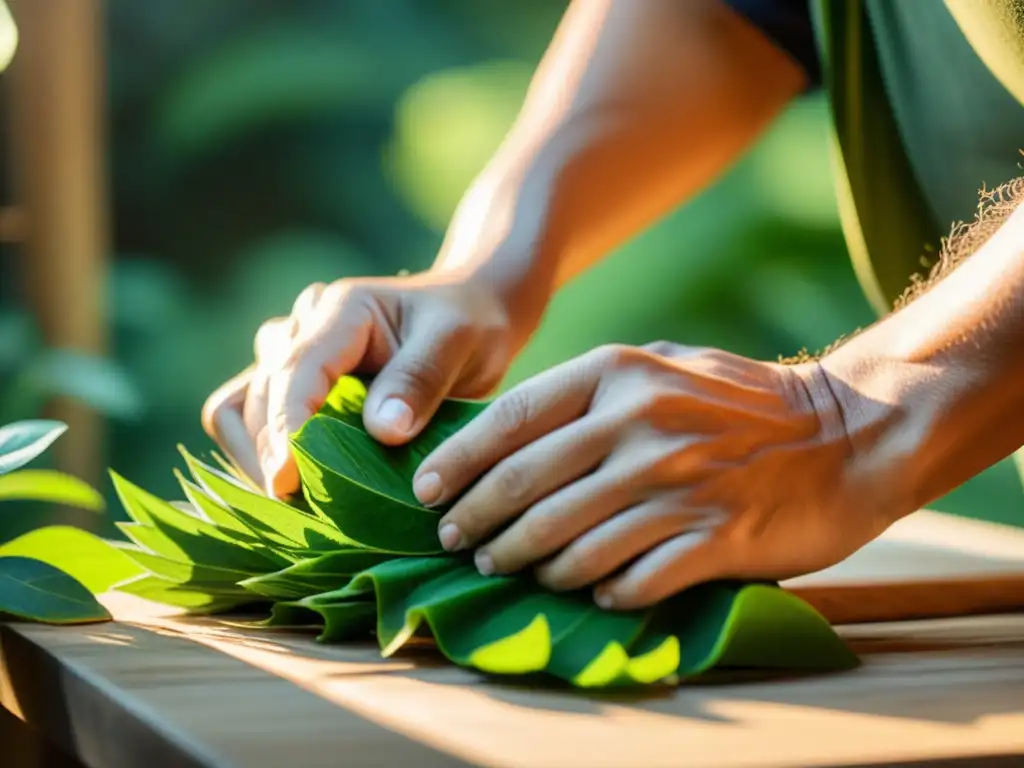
390;353;449;395
254;317;295;364
518;512;556;551
642;340;677;357
438;440;473;475
593;343;634;370
200;397;222;438
292;282;327;317
321;279;372;314
492;390;532;437
491;461;533;506
624;384;685;424
536;555;587;592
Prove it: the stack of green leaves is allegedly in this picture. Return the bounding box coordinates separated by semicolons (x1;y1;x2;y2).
2;379;860;688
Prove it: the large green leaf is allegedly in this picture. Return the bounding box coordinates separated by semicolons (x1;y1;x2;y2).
0;420;67;476
290;379;485;554
278;556;855;687
0;556;109;624
0;526;143;593
0;470;105;511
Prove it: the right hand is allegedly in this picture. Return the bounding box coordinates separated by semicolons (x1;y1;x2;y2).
201;273;526;498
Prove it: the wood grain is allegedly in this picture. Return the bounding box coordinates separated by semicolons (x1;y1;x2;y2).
783;510;1024;624
1;600;1023;768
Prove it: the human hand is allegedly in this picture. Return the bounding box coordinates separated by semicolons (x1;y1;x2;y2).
414;342;902;609
201;273;531;498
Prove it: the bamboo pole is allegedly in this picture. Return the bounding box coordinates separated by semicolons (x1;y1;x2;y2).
3;0;109;517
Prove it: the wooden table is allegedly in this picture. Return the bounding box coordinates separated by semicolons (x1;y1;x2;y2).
2;510;1023;768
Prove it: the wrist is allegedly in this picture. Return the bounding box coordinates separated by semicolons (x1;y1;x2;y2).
818;325;1023;520
805;349;923;527
430;171;558;343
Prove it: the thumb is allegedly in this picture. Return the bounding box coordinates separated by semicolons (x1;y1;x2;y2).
362;320;473;446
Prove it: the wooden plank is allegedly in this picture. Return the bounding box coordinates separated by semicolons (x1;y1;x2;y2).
2;599;1023;768
784;510;1024;624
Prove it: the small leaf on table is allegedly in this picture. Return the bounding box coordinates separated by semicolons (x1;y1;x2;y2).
0;555;110;623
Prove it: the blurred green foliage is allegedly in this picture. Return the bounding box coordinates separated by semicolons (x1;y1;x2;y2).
0;0;1018;540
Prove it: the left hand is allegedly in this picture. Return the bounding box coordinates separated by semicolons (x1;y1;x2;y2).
413;342;900;610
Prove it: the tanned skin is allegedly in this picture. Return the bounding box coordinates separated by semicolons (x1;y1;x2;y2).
202;0;1024;610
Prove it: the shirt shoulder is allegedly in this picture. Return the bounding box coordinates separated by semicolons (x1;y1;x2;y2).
724;0;822;88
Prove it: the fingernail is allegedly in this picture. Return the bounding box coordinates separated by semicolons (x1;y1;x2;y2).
475;551;495;576
414;472;443;506
376;398;414;435
438;523;464;552
594;590;615;610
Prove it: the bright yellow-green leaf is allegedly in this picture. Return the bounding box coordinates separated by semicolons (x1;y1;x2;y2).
0;470;105;511
0;526;143;593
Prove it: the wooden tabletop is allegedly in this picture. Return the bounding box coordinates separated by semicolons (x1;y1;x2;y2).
1;510;1023;768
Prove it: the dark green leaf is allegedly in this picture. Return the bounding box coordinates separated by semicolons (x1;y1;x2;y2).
292;416;444;554
0;420;66;476
238;549;398;600
0;556;110;624
654;582;859;676
318;376;487;460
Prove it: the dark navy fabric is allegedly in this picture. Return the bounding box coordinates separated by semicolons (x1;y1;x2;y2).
724;0;821;87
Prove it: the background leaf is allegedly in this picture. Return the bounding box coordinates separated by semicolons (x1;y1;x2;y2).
0;420;67;476
0;470;105;511
0;556;110;623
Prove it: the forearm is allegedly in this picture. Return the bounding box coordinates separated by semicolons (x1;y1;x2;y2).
820;189;1024;516
433;0;806;328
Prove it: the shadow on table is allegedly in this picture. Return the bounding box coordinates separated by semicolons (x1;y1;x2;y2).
138;609;1024;729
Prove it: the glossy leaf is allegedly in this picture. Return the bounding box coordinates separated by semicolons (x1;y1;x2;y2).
291;388;488;555
0;420;67;476
239;549;398;601
0;556;109;623
0;469;105;511
181;447;350;552
0;526;143;593
111;471;287;573
113;574;261;614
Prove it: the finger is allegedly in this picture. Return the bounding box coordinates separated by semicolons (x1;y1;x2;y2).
473;467;640;577
594;529;728;610
292;281;326;319
413;348;608;507
361;314;474;447
435;412;618;551
535;494;722;591
263;285;376;496
201;367;264;487
244;316;296;443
